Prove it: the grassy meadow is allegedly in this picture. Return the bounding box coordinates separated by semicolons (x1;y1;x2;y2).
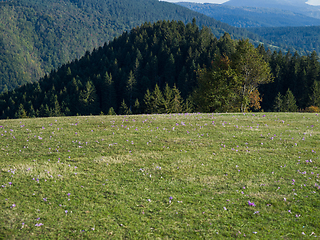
0;112;319;239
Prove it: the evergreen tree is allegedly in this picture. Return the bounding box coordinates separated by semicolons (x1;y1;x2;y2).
273;92;283;112
101;72;117;114
78;80;99;115
143;89;153;114
119;99;131;115
163;83;174;113
15;104;28;119
44;104;51;117
133;98;140;114
29;104;36;118
310;80;320;107
151;84;165;113
184;95;194;113
171;84;184;113
108;107;116;115
126;71;137;110
193;56;241;112
283;89;298;112
38;104;45;117
164;54;176;87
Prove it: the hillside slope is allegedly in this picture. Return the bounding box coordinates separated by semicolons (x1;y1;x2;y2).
248;26;320;55
224;0;320;19
0;0;262;93
176;2;320;27
0;20;237;118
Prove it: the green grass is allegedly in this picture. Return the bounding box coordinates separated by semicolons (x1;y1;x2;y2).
0;112;319;239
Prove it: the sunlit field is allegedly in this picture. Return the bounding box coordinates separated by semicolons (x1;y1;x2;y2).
0;112;319;239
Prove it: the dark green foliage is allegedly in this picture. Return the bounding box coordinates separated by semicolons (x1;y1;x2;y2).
273;89;298;112
78;81;99;115
143;83;187;114
283;89;298;112
310;81;320;107
14;104;28;118
132;98;141;114
100;72;116;114
107;107;116;115
1;20;320;118
273;92;283;112
249;26;320;55
119;99;131;115
193;56;241;113
0;0;264;93
0;20;234;118
260;50;320;111
148;84;166;114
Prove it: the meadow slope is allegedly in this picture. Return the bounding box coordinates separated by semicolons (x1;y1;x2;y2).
0;112;319;238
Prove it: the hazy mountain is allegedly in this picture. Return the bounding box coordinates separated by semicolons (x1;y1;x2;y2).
224;0;320;19
176;2;320;27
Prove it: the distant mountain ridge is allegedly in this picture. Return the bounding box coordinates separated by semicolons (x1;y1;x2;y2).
176;1;320;55
223;0;320;19
176;2;320;27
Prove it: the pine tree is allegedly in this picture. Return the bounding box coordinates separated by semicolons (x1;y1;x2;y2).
193;56;241;113
53;95;62;116
164;54;175;87
119;99;131;115
79;80;99;115
310;80;320;107
133;98;140;114
152;84;165;114
126;71;137;110
15;104;28;119
163;83;173;113
273;92;283;112
108;107;116;115
283;89;298;112
171;84;184;113
44;104;51;117
29;104;36;118
101;72;117;114
184;95;194;113
143;89;152;114
39;104;45;117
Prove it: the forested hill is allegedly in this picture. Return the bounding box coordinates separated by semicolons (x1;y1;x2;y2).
0;0;263;93
248;26;320;55
1;20;320;119
0;20;232;118
176;2;320;28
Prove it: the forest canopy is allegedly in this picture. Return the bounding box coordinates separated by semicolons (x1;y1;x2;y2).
0;20;319;119
0;0;265;93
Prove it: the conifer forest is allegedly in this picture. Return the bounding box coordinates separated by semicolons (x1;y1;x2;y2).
1;20;320;119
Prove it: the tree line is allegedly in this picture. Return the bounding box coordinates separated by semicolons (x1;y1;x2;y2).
0;20;319;119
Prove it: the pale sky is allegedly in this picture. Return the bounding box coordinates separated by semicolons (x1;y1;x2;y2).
162;0;320;6
162;0;228;3
307;0;320;5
